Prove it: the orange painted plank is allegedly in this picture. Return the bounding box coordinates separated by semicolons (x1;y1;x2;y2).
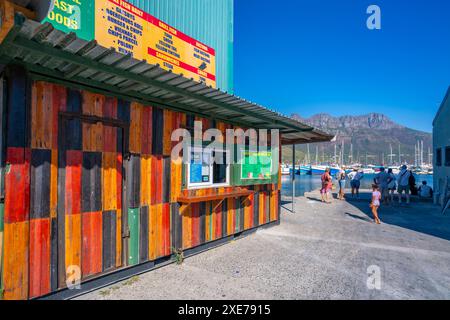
157;204;164;258
83;92;104;117
259;193;265;225
227;198;234;236
214;201;222;239
65;213;81;281
82;122;103;152
103;124;117;153
3;221;29;300
81;212;102;278
205;202;210;242
129;102;142;154
102;152;117;211
140;155;152;206
182;205;192;250
29;218;51;298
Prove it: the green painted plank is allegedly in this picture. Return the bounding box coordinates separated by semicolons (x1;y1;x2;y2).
128;208;140;266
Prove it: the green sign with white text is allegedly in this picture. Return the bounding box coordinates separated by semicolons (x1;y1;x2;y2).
43;0;95;41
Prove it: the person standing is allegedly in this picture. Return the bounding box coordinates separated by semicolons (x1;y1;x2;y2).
320;168;333;203
337;168;347;200
374;167;393;204
348;169;364;198
397;165;411;204
387;168;397;204
418;181;433;198
371;184;382;224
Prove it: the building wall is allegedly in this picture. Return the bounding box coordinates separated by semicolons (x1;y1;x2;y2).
0;67;279;300
433;90;450;197
128;0;234;93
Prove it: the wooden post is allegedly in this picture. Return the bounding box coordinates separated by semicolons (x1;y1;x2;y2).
292;144;295;213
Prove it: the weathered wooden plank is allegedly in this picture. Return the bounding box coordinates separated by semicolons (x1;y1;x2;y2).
214;201;222;240
83;91;104;117
81;211;102;277
3;221;29;300
50;150;58;219
128;208;139;266
259;192;265;226
50;216;58;291
141;106;153;155
129;102;142;154
163;156;171;204
6;66;28;148
102;210;116;271
115;209;122;268
83;122;104;153
140;155;152;206
163;109;173;156
139;206;149;263
117;99;130;122
103;124;117;153
102;152;117;211
156;203;164;258
127;155;141;209
152;107;163;155
191;203;199;247
64;213;81;285
67;89;82;113
30;149;51;220
82;152;102;213
28;218;51;298
4;147;30;224
171;203;182;251
0;204;4;294
151;155;163;205
103;96;117;119
65;150;82;215
31;82;53;149
199;202;206;245
149;204;157;260
253;191;260;228
181;204;192;250
162;203;171;256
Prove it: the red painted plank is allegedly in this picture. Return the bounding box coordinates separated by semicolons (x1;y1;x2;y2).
215;202;222;239
163;203;171;256
81;211;103;277
29;218;51;298
4;147;30;223
65;150;82;215
151;156;163;205
103;96;117;119
141;106;152;155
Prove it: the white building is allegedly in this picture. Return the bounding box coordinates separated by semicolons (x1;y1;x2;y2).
433;87;450;204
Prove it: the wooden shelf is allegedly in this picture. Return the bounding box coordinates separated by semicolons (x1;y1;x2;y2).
177;190;255;204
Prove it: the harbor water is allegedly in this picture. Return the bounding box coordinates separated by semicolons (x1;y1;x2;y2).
281;174;434;197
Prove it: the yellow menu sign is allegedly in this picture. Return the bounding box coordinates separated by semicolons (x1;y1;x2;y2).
95;0;216;87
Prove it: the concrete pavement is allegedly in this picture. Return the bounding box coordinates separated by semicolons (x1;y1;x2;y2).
77;190;450;300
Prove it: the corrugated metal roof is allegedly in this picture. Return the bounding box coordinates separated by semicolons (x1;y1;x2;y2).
0;14;334;145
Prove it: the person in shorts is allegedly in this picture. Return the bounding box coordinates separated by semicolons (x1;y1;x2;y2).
337;169;347;200
371;184;382;224
397;165;411;204
387;168;397;204
348;169;364;199
374;167;393;204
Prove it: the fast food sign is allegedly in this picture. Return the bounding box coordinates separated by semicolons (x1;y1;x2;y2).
44;0;217;87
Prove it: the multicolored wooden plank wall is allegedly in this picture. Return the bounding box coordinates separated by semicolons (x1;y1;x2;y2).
1;67;281;299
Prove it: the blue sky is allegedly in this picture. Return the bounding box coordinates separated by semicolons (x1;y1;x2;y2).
234;0;450;133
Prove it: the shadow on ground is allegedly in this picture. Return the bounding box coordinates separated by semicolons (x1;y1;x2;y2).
345;191;450;241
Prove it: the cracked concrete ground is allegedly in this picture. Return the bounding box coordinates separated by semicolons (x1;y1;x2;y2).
77;190;450;300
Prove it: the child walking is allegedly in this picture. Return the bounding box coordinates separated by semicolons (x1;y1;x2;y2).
371;184;382;224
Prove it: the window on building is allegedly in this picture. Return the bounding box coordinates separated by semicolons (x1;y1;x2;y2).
436;148;442;167
446;147;450;167
187;146;230;189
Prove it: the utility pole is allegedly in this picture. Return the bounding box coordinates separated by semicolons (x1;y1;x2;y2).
398;144;401;165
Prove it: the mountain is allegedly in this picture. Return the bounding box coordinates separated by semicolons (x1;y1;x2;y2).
282;113;432;165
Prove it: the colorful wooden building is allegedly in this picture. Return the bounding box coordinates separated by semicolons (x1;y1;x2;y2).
0;2;333;299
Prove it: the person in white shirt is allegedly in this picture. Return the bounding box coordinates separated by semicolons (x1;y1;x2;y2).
397;165;411;204
348;169;364;198
418;181;433;198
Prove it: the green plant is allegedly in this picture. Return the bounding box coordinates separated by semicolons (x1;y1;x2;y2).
172;247;184;265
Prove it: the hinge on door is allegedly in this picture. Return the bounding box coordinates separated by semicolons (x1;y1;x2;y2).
123;228;130;239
